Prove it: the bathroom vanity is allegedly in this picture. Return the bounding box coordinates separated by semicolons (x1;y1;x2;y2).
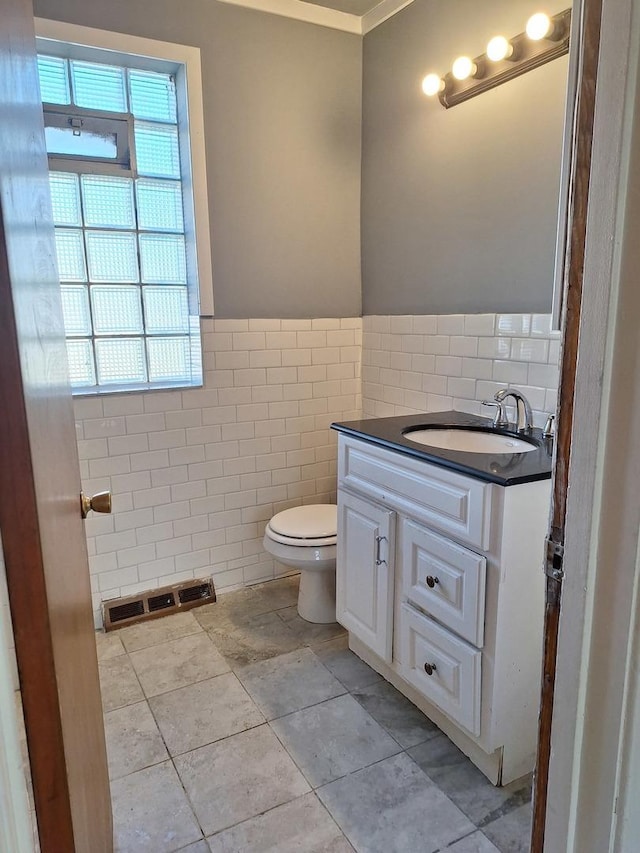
331;412;553;786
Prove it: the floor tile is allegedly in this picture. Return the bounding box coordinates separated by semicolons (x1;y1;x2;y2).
482;803;532;853
195;577;301;633
205;610;303;668
270;693;401;787
195;589;275;628
174;725;310;836
97;592;526;853
150;671;264;756
408;734;532;826
118;611;203;653
277;607;346;645
207;792;353;853
252;575;300;611
317;753;474;853
111;760;202;853
96;630;126;661
236;648;346;720
104;700;168;780
99;655;144;712
130;633;230;697
312;636;383;691
352;679;440;748
443;831;501;852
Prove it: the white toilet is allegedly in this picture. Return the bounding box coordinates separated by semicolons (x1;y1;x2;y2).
262;504;337;624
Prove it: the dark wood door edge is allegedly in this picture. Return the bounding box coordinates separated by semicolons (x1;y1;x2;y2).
0;201;75;850
530;0;603;849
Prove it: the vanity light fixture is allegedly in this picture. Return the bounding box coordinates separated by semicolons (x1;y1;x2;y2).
525;12;559;41
421;73;444;97
423;8;571;109
486;36;514;63
451;55;479;81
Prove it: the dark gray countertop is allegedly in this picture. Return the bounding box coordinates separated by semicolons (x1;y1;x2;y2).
331;410;554;487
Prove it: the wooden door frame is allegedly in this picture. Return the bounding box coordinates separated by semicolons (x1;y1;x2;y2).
530;0;603;845
536;0;640;848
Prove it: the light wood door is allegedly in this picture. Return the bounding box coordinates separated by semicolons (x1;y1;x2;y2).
0;0;113;850
336;490;395;662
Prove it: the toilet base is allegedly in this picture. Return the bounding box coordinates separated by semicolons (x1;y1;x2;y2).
297;568;336;624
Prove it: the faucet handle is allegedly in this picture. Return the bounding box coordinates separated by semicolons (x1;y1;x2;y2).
543;414;556;439
482;400;509;428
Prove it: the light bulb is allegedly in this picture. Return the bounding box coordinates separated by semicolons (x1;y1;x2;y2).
526;12;552;40
486;35;513;62
422;73;444;97
452;56;476;81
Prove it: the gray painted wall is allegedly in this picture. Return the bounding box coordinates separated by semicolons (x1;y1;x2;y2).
361;0;569;315
34;0;363;318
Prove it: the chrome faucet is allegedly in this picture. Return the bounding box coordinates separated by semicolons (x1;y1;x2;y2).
493;388;533;434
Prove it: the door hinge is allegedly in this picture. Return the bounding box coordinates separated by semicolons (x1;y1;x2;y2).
545;537;565;581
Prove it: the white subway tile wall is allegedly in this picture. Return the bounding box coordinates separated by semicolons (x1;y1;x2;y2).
75;318;362;626
75;312;561;627
361;313;561;426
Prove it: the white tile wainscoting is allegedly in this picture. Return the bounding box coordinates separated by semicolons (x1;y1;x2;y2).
362;313;561;428
75;318;362;627
76;312;561;627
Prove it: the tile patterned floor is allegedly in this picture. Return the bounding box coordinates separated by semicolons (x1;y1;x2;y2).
97;575;533;853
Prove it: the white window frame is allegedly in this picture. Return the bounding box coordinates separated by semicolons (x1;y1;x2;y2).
35;18;214;325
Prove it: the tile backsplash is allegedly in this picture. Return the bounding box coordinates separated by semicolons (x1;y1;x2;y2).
362;313;560;427
75;318;361;626
75;312;561;627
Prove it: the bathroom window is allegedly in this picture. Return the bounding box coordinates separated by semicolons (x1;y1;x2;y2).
36;31;212;394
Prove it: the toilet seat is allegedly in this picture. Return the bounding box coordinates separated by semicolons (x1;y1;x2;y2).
265;505;337;547
262;503;338;624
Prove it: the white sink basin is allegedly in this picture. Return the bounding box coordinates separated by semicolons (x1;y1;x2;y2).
404;428;538;454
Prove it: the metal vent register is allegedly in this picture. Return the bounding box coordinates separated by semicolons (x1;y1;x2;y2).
103;577;215;631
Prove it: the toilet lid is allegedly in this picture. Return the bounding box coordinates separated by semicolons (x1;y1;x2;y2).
266;504;337;547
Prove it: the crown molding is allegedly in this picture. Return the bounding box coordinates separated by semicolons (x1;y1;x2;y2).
361;0;415;34
215;0;415;35
215;0;362;34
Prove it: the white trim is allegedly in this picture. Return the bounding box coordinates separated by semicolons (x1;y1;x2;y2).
551;1;582;331
190;0;414;35
361;0;415;35
215;0;361;34
545;0;640;849
34;18;215;316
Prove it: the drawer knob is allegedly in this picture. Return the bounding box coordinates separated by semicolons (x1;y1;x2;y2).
424;663;437;676
426;575;440;588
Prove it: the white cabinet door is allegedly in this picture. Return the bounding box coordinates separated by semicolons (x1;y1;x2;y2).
336;490;395;662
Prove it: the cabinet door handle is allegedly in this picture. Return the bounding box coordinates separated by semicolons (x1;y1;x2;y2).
426;575;440;588
375;535;387;566
424;662;437;676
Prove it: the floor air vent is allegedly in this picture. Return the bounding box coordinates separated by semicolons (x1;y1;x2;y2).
103;577;215;631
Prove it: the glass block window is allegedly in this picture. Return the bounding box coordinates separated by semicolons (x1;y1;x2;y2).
38;53;202;393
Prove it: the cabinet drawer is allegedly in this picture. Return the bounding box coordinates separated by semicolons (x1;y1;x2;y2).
398;603;481;736
399;517;486;647
338;436;492;550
